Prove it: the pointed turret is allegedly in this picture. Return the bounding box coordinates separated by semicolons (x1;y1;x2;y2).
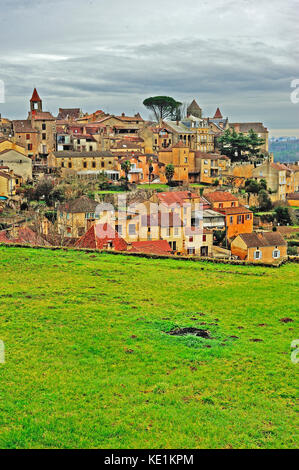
187;99;202;119
213;107;223;119
30;88;42;112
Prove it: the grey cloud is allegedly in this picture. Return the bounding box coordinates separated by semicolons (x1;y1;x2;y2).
0;0;298;128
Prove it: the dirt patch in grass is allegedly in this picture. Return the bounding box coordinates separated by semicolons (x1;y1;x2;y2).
280;317;294;323
166;327;212;339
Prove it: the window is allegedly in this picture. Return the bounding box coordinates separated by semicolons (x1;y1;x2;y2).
219;203;223;209
42;133;46;140
189;236;193;242
229;216;233;224
237;215;243;224
68;162;72;168
174;228;179;236
231;202;235;207
129;224;136;235
203;235;206;242
246;214;251;220
254;250;262;260
92;161;96;168
89;146;93;151
188;247;195;255
273;249;280;259
101;161;105;168
184;157;188;163
42;123;46;131
28;144;32;151
204;160;208;165
61;162;64;168
83;161;87;168
26;134;30;140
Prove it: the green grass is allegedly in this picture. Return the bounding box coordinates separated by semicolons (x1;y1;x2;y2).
137;183;169;191
0;247;298;449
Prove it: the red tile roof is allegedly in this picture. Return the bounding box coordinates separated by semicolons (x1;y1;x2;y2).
287;192;299;200
75;223;128;251
32;112;55;121
270;162;288;172
216;206;252;215
129;240;172;255
205;191;239;203
157;191;202;206
30;88;41;102
0;227;48;245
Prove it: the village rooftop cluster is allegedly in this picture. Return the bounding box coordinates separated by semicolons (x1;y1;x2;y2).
0;90;298;264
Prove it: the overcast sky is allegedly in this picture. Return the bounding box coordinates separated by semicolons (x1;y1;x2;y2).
0;0;298;130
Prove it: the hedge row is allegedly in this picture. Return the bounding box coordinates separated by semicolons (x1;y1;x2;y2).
1;242;297;268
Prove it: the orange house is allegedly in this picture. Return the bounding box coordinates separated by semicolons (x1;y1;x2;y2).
204;191;239;210
216;206;253;239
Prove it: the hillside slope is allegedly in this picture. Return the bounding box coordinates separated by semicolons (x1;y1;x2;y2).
0;247;298;449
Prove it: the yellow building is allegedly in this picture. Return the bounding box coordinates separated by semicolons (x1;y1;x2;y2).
192;153;230;184
57;196;99;238
0;170;18;198
48;150;119;179
158;142;195;184
231;232;287;263
0;138;27;155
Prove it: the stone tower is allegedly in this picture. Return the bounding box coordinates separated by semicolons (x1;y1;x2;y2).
30;88;42;113
187;99;202;119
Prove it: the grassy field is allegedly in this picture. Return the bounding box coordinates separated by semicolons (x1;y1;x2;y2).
0;246;298;449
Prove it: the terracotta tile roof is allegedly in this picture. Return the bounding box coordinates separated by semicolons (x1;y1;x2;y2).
129;240;172;255
30;88;41;102
205;191;239;203
59;196;98;213
286;164;299;172
230;122;268;133
287;192;299;200
195;152;229;160
157;191;202;206
238;232;287;248
213;108;223;119
216;206;252;215
13;120;37;133
32;112;55;121
53;151;114;158
75;223;128;251
116;113;144;122
0;227;49;245
270;162;288;171
57;108;81;120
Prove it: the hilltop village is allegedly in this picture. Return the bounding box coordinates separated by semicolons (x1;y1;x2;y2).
0;89;299;264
